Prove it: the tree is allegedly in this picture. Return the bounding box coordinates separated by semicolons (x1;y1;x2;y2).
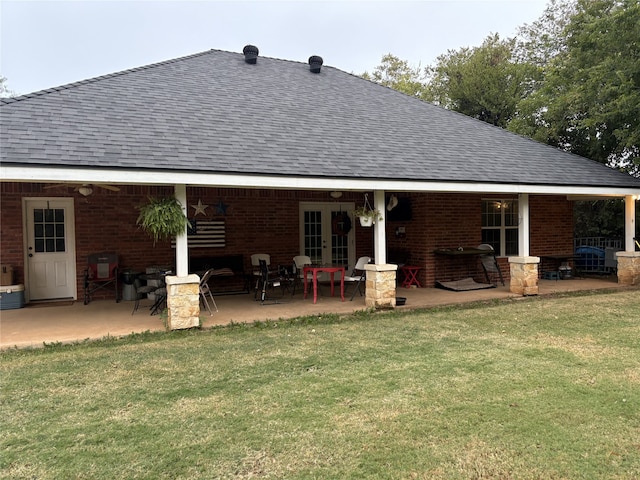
514;0;576;68
424;34;533;128
509;0;640;176
0;76;16;98
361;54;429;100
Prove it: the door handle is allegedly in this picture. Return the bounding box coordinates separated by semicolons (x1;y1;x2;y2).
29;253;33;257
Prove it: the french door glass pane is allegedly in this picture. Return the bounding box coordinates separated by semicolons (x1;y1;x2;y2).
304;211;322;264
331;211;349;266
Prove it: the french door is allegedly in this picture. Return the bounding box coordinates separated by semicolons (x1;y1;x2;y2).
299;202;355;271
23;198;77;301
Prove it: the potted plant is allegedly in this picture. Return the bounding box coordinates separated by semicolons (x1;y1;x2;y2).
353;205;383;227
136;195;191;245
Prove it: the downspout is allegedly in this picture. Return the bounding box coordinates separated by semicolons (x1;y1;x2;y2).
174;184;189;276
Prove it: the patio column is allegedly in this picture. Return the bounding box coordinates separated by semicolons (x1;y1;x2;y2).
623;195;637;253
364;263;397;309
508;256;540;296
518;193;530;257
617;195;639;286
373;190;387;264
165;274;201;330
164;184;201;329
174;184;189;277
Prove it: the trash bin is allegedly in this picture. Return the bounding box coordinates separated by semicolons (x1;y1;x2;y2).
121;270;140;301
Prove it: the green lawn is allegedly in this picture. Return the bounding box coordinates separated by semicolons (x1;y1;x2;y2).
1;290;639;479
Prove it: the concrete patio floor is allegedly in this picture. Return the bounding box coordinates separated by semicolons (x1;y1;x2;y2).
0;276;632;349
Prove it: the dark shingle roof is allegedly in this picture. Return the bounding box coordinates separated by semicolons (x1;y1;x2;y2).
2;48;639;190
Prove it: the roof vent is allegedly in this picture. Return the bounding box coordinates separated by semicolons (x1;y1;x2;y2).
243;45;259;64
308;55;323;73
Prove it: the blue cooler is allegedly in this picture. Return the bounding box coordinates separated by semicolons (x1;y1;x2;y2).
0;284;25;310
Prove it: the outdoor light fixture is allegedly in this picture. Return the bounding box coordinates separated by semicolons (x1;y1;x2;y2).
330;191;343;199
78;185;93;196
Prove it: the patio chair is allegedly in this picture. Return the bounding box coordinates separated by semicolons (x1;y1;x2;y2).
250;253;273;298
199;268;218;315
84;252;120;304
258;259;281;305
131;281;158;315
477;244;505;286
344;256;371;300
291;255;313;295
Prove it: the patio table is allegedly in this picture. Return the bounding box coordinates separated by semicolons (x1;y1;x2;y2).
303;265;345;304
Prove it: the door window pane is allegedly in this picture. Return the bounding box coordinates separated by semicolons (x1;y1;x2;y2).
33;208;66;253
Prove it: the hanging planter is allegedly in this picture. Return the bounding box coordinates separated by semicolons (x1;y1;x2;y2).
136;195;191;245
353;194;383;227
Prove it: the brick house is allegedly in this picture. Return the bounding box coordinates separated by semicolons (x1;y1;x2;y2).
1;46;639;318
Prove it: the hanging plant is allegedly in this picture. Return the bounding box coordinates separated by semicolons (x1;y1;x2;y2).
353;194;383;227
136;195;191;245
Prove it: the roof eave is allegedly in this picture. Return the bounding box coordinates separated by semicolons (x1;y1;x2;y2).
2;165;639;198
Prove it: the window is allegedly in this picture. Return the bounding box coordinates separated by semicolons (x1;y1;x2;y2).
481;199;518;256
33;208;66;253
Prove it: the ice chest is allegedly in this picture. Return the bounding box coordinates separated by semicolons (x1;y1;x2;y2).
0;284;25;310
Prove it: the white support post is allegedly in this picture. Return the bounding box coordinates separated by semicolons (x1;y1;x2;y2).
174;184;189;277
624;195;637;252
518;193;530;257
373;190;387;264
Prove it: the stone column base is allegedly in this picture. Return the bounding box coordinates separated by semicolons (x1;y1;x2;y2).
364;264;398;309
165;274;201;330
616;251;640;286
508;256;540;296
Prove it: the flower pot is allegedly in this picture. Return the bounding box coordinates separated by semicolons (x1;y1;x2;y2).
359;215;374;227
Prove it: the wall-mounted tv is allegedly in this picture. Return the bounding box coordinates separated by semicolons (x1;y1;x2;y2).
386;196;412;222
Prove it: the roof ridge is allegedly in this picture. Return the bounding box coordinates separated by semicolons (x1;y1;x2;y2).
0;49;226;105
0;48;341;106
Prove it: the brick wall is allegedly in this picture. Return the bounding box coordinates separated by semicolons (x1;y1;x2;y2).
0;183;373;299
1;184;575;298
530;195;574;255
385;193;574;287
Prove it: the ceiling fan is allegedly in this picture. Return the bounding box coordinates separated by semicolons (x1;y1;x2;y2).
42;183;120;196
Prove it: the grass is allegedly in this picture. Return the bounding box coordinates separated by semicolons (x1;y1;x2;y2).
1;290;639;479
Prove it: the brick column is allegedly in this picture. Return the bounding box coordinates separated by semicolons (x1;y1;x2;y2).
165;274;201;330
508;256;540;296
364;264;398;309
616;252;640;286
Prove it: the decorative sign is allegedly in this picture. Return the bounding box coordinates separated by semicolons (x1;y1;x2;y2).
172;219;225;248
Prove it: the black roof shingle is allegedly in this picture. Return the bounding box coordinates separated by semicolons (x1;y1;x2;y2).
2;48;639;190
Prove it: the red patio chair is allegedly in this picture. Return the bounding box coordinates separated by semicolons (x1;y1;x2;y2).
84;252;120;304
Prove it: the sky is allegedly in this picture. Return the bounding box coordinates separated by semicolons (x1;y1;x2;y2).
1;0;549;96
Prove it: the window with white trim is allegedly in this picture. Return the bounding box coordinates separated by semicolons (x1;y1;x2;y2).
481;199;519;256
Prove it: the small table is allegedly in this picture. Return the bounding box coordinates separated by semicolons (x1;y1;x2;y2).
303;266;345;304
400;266;422;288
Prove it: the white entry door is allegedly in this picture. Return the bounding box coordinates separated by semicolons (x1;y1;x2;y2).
24;198;77;301
299;202;355;270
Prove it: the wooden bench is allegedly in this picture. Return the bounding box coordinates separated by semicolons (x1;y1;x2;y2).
189;254;250;295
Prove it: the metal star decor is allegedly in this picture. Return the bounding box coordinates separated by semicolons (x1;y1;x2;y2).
215;200;229;215
191;199;208;217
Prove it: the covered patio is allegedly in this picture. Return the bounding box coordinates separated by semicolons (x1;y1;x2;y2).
1;276;631;350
